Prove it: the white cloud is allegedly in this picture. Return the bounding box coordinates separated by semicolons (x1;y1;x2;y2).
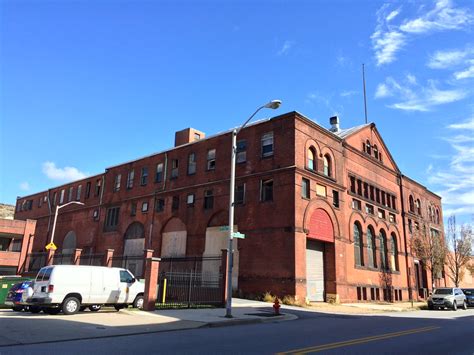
19;182;30;191
448;117;474;130
428;48;470;68
454;60;474;79
340;90;358;97
386;8;401;22
406;73;417;84
375;83;392;98
371;30;406;66
42;161;88;182
277;41;294;56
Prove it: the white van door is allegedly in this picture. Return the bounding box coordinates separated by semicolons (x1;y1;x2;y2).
103;268;121;303
117;270;135;304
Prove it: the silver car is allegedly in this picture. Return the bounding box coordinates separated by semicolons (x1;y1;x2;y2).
428;287;467;310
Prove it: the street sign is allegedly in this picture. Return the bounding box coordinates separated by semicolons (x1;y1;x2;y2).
232;232;245;239
45;242;57;251
219;226;230;231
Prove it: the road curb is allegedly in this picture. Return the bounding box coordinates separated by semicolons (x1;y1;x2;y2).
207;313;297;328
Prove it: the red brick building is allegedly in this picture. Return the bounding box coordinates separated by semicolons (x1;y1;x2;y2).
14;111;445;302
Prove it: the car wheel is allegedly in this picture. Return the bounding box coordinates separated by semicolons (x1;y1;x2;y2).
44;308;61;315
12;306;23;312
462;301;467;310
452;301;457;311
428;304;434;310
89;305;101;312
29;306;42;314
114;305;125;311
133;295;144;309
62;297;81;315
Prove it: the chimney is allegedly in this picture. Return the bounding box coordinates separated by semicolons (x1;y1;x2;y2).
329;116;340;133
174;128;205;147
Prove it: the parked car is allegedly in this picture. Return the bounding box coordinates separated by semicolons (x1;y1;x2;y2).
24;265;145;315
4;280;33;311
428;287;467;310
461;288;474;307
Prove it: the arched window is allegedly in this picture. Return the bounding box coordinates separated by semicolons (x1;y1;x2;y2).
416;199;421;215
379;230;388;269
353;223;364;266
436;209;440;224
366;140;371;155
409;195;414;213
323;154;331;177
307;147;316;171
373;145;379;160
367;226;377;268
390;233;399;271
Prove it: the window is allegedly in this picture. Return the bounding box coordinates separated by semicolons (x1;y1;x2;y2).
302;178;310;199
104;206;120;232
389;213;396;223
366;204;374;215
370;185;375;201
307;147;316;171
353;223;363;266
378;208;386;219
391;196;396;210
120;270;134;283
376;188;380;203
95;179;102;196
367;227;376;268
140;167;148;186
390;233;399;271
386;194;391;208
350;176;356;193
204;190;214;209
68;187;73;202
188;153;196;175
373;145;379;160
155;163;163;183
60;189;65;204
76;185;82;201
363;182;369;198
436;209;440;224
235;183;246;205
127;170;134;189
171;159;179;179
207;149;216;170
141;201;149;212
172;196;180;210
187;194;195;206
332;190;339;208
38;197;42;208
379;230;388;269
416;199;421;215
381;191;386;206
323;155;331;177
52;192;57;206
357;180;362;196
261;132;274;157
366;140;371;155
408;219;413;233
352;198;361;210
194;132;201;141
114;174;121;192
409;195;415;213
260;179;273;202
236;140;247;163
85;182;91;199
155;198;165;212
131;202;137;216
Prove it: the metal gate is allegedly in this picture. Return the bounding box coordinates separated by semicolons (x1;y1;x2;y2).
156;255;224;309
306;240;325;302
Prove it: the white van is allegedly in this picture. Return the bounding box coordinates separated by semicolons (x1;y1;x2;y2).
26;265;145;315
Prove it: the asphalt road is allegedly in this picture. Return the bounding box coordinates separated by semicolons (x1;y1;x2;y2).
1;308;473;354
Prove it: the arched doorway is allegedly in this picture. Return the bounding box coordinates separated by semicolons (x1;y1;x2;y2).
62;231;76;264
161;218;187;257
306;208;335;302
124;222;145;276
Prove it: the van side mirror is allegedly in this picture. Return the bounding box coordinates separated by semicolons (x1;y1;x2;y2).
131;278;136;283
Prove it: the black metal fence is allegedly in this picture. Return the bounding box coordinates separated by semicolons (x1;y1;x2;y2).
78;253;105;266
112;255;144;278
156;255;224;309
52;253;74;265
25;252;48;272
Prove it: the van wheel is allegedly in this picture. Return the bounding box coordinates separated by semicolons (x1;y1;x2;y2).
114;305;125;311
462;301;467;310
62;297;81;315
12;306;24;312
452;301;457;311
89;305;101;312
133;296;144;309
44;308;61;315
29;306;42;314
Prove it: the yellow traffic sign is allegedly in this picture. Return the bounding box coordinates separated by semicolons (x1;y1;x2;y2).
45;242;57;251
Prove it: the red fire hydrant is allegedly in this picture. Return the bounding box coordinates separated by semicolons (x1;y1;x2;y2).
273;298;281;315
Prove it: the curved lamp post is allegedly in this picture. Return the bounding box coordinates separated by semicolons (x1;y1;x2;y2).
226;99;282;318
49;201;85;248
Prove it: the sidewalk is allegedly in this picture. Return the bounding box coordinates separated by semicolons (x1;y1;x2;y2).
0;299;295;347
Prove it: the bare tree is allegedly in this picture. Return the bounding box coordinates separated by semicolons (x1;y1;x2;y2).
445;216;473;287
410;224;446;291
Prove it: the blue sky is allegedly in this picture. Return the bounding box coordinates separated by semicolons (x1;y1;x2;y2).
1;0;473;224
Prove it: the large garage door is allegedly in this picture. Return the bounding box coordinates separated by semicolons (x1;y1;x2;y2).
306;240;325;302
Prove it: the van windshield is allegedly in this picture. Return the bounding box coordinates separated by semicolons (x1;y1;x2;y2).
36;267;52;281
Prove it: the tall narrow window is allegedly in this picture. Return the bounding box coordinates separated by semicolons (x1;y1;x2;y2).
114;174;121;192
131;202;137;216
357;180;362;196
204;190;214;209
140;167;148;186
188;153;196;175
141;201;149;212
171;159;179;179
373;145;379;160
416;199;421;215
95;179;102;196
104;206;120;232
155;163;163;183
350;176;356;193
390;233;399;271
366;140;371;155
85;182;91;199
323;155;331;177
127;170;134;189
409;195;415;213
261;132;274;157
60;189;65;204
307;147;316;171
379;230;388;269
354;223;363;266
302;178;310;199
260;179;273;202
332;190;339;208
207;149;216;170
236;140;247;163
155;198;165;212
235;183;246;205
172;196;180;210
68;187;73;202
76;185;82;201
187;194;195;206
367;227;376;268
52;192;57;206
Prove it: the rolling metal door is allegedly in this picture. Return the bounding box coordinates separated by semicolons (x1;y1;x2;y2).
306;240;325;302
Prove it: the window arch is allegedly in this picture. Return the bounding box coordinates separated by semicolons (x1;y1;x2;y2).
367;226;377;268
323;154;332;177
409;195;414;213
416;199;421;215
353;222;364;266
307;147;316;171
390;233;399;271
366;140;371;155
379;229;388;269
373;145;379;160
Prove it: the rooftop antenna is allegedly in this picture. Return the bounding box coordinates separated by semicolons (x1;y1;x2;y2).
362;63;368;124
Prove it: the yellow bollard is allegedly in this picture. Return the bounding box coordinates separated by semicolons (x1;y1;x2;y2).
162;278;167;304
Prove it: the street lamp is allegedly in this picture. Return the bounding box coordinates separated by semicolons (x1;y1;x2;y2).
226;99;282;318
49;201;85;248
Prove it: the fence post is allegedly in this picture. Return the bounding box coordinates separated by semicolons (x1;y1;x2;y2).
73;248;82;265
105;249;114;267
47;249;55;266
221;249;229;307
144;257;161;311
142;249;154;278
